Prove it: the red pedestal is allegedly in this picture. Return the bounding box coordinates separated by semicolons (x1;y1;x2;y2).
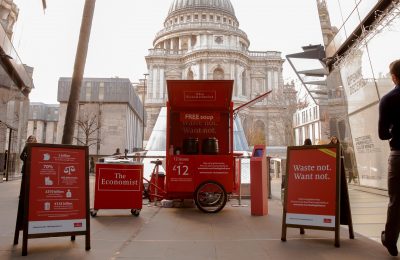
94;162;143;210
250;145;268;216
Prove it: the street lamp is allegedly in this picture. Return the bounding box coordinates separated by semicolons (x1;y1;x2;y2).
142;73;149;149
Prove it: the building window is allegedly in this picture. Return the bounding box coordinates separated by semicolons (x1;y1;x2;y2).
216;16;220;21
187;15;191;21
187;69;194;80
223;17;227;23
194;14;198;20
43;122;47;143
99;82;104;101
210;15;214;21
191;35;197;46
313;107;317;120
202;14;206;20
214;36;223;44
33;121;37;136
53;123;57;143
213;68;224;80
180;16;183;22
181;38;188;50
86;84;91;101
242;71;246;96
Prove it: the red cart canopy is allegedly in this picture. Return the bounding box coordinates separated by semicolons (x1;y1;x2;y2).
167;80;233;111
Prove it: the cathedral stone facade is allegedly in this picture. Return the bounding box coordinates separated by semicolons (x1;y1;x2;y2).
142;0;295;146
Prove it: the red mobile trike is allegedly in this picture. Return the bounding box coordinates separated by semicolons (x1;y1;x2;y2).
159;80;240;213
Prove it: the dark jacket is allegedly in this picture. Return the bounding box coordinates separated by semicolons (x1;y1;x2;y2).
379;85;400;150
20;146;28;174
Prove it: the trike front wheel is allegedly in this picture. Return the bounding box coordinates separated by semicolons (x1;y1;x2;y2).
194;181;227;213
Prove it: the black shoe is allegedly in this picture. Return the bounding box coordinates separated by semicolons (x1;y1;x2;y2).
381;231;398;256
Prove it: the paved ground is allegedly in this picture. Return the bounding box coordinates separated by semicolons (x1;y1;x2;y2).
0;177;396;259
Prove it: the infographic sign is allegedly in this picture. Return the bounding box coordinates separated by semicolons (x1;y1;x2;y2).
27;145;88;234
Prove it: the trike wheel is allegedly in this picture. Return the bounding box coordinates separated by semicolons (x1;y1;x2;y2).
131;209;140;217
90;209;98;217
194;181;227;213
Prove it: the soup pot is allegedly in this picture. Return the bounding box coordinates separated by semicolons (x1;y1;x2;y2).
202;137;219;155
182;137;199;154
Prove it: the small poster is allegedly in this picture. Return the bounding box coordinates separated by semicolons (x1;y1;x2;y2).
281;145;354;247
285;146;338;228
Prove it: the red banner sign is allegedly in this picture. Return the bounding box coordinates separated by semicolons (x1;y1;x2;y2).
97;168;141;191
183;90;216;102
180;112;220;123
94;163;143;210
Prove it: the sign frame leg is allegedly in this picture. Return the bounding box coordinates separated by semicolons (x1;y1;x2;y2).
334;228;340;247
22;231;28;256
281;222;287;241
13;214;21;245
85;233;91;250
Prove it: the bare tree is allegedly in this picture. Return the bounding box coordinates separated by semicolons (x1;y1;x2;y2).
267;82;309;146
74;112;101;147
247;126;266;146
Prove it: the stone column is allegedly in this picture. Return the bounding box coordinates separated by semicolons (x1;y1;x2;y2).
159;68;165;100
152;68;158;99
267;70;272;91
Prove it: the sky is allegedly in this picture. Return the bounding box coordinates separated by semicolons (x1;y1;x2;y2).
12;0;323;103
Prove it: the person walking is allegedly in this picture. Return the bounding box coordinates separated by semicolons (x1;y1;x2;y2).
16;136;37;229
379;59;400;256
345;145;356;184
112;148;121;156
303;138;312;145
329;136;339;145
89;157;95;174
20;135;37;177
3;150;7;171
2;150;7;179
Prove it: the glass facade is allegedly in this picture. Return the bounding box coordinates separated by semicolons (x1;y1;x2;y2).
321;0;400;189
325;0;380;57
145;107;249;152
143;107;250;181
